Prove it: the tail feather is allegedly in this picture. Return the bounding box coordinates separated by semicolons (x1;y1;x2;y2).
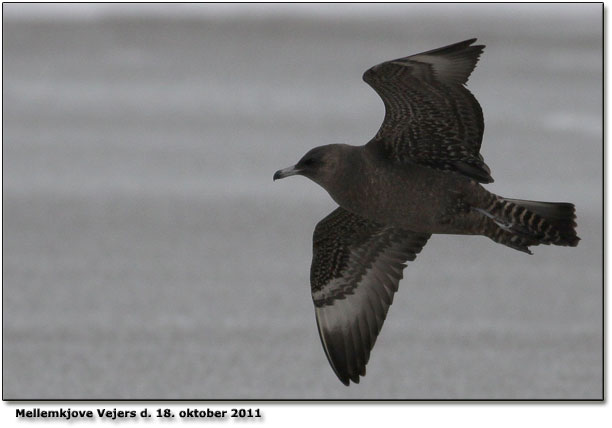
501;198;576;221
481;196;579;252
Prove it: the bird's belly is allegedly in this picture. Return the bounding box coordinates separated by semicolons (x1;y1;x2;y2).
335;168;479;234
369;191;457;233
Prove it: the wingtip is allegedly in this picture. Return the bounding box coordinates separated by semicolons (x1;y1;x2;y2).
459;38;486;55
450;38;486;59
338;372;359;386
421;38;483;54
331;361;351;386
462;38;485;50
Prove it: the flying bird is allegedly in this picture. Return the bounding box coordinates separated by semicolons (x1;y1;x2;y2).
273;39;579;386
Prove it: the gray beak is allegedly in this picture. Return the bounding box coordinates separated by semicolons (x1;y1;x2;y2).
273;165;301;181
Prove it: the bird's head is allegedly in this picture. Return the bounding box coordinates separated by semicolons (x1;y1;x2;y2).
273;144;348;189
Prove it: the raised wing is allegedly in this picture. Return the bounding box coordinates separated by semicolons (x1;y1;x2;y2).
310;207;430;385
363;38;493;183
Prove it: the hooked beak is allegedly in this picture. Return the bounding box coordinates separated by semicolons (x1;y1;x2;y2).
273;165;301;181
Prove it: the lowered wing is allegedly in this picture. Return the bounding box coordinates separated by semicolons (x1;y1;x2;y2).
310;207;430;385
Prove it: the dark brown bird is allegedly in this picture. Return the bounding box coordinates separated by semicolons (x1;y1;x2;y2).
273;39;579;386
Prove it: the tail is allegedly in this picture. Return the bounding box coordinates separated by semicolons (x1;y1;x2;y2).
478;196;580;254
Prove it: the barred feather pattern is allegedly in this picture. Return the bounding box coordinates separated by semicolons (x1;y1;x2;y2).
480;194;579;253
309;207;430;385
363;39;494;183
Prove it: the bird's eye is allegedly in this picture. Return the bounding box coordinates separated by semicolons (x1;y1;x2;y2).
302;158;315;166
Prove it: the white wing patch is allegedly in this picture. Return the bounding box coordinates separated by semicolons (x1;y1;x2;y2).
312;228;427;385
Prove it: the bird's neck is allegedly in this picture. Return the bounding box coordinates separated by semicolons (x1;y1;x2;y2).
324;147;372;211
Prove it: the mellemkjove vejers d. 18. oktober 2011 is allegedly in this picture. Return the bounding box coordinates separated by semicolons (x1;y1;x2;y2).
16;407;262;421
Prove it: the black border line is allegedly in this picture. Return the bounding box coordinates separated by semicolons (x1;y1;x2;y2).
1;1;605;403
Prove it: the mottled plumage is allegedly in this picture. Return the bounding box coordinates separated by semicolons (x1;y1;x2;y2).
311;208;429;385
273;39;579;386
363;38;492;183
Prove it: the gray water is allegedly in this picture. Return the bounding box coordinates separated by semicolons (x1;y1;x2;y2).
3;4;602;399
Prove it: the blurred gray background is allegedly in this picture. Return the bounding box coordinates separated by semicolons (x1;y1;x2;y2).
3;3;602;399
